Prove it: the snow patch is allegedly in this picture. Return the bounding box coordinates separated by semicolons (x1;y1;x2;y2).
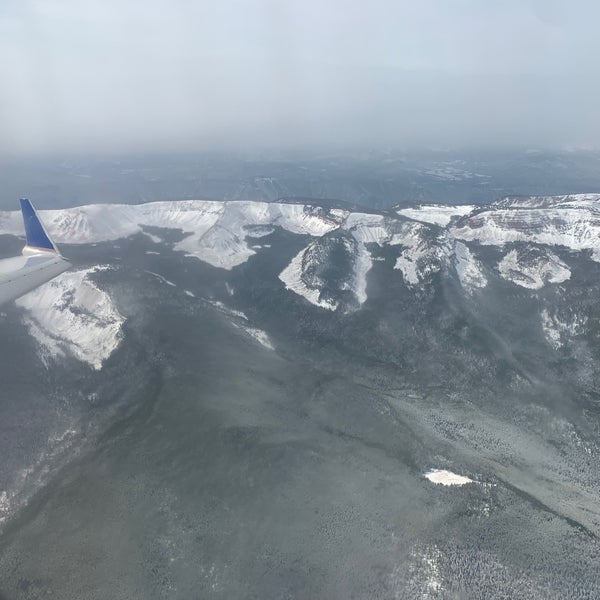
245;225;275;238
498;248;570;289
146;271;176;287
418;545;443;595
279;245;337;311
233;324;274;350
143;231;163;244
541;308;586;349
403;544;445;598
16;267;124;370
208;300;248;321
390;223;442;286
0;491;10;526
424;469;474;486
340;213;392;303
343;212;389;245
397;204;476;227
353;241;372;305
454;241;487;292
207;300;274;350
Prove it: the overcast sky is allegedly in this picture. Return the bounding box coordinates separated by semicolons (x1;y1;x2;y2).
1;0;600;156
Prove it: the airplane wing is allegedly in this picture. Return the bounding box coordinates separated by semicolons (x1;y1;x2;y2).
0;199;71;306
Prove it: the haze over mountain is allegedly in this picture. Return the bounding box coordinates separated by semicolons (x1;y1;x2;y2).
3;1;600;155
4;148;600;212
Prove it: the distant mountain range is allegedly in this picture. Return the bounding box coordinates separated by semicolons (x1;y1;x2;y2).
5;149;600;211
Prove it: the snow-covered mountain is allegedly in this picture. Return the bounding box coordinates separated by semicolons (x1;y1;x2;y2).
16;266;124;370
3;194;599;310
450;194;600;259
2;194;600;369
2;195;600;598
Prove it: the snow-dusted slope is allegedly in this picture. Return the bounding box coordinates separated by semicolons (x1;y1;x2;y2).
397;204;476;227
498;247;570;290
207;300;275;350
279;243;339;311
343;212;389;245
278;212;422;308
0;201;344;271
540;308;587;350
174;202;343;269
390;222;446;286
454;241;487;292
451;194;600;260
341;213;390;303
16;267;124;370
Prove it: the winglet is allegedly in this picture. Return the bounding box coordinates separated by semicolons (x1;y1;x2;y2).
20;198;59;254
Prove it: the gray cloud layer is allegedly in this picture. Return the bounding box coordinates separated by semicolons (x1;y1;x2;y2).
1;0;600;155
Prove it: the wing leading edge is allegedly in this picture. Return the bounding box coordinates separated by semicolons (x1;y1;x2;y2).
0;199;71;306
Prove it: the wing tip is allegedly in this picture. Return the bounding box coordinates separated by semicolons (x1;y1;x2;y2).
20;198;59;254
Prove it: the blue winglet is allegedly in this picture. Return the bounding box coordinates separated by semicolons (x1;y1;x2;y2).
20;198;57;252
